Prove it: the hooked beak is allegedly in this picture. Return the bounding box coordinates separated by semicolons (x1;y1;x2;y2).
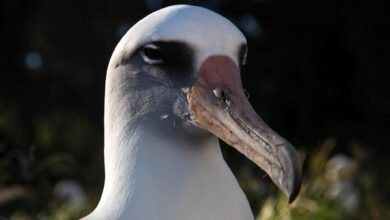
187;55;302;203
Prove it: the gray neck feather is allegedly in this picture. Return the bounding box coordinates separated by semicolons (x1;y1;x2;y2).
85;66;253;220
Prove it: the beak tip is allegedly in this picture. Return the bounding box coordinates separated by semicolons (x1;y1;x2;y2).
277;176;301;204
287;183;301;204
274;146;302;204
285;166;302;204
281;143;303;204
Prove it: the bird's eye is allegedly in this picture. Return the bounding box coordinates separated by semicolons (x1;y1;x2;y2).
241;52;247;66
238;44;248;66
140;44;164;64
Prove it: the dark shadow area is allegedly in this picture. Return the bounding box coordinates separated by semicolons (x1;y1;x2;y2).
0;0;389;219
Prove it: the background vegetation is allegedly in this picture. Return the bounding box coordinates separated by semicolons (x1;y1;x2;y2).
1;0;389;219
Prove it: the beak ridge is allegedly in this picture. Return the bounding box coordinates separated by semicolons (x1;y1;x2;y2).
188;55;302;202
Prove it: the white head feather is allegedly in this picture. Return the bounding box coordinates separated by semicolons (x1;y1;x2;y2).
109;5;246;70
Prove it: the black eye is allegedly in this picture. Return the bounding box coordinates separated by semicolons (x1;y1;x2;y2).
140;44;164;64
238;44;247;66
241;51;247;66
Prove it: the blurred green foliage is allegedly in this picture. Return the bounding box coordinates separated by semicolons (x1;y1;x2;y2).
3;139;389;219
256;139;389;220
1;0;389;219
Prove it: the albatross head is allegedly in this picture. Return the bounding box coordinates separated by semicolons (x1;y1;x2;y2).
102;4;301;215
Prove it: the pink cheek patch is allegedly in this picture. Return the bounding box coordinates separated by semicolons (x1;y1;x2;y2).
198;55;245;98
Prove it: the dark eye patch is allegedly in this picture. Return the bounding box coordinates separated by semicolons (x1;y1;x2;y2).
120;41;195;87
138;41;194;74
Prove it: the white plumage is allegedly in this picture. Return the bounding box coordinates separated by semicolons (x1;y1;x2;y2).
83;5;301;220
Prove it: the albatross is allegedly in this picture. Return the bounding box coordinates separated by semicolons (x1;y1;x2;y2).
83;5;301;220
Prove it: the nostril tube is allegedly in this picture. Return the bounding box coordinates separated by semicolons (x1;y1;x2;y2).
213;87;230;101
213;88;223;99
213;87;231;109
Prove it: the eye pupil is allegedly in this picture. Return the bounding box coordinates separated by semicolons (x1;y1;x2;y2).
141;44;164;64
144;47;162;60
